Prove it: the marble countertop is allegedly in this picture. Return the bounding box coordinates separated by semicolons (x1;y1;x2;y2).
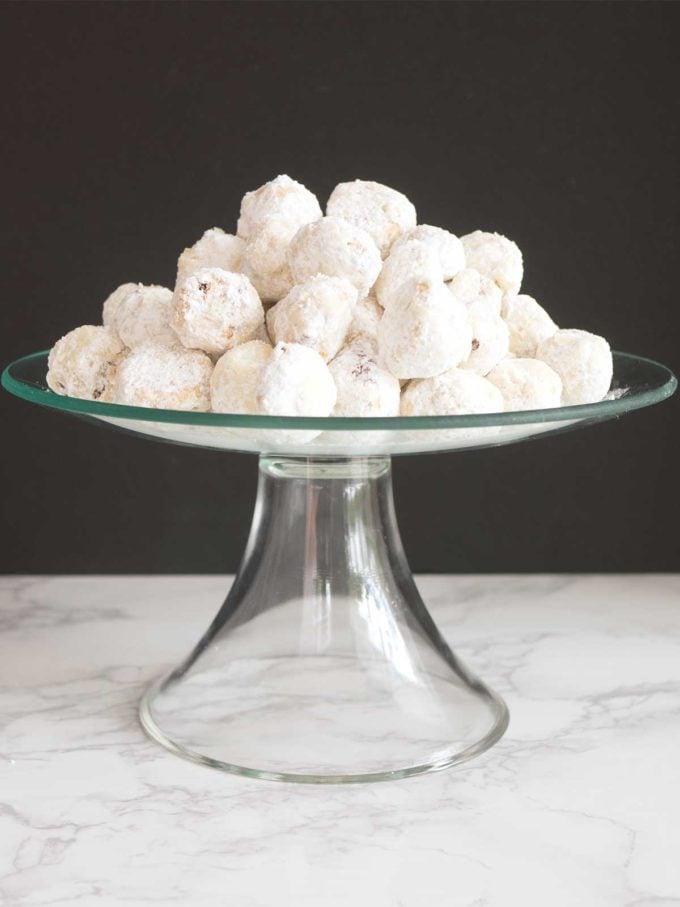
1;574;679;906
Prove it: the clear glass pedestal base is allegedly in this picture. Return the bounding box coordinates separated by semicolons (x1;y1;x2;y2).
139;456;509;783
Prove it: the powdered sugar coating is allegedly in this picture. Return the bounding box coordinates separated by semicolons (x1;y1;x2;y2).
266;275;357;362
109;285;176;349
448;268;503;318
329;346;400;417
257;342;336;417
401;368;503;416
486;357;562;411
237;175;322;242
111;344;212;411
346;295;382;355
288;216;382;298
391;225;465;280
171;267;264;355
536;329;613;405
461;310;510;376
240;221;296;304
502;293;558;357
374;239;442;309
102;283;140;327
326;180;416;258
47;325;125;401
461;231;523;295
177;229;245;280
210;340;272;414
377;277;473;379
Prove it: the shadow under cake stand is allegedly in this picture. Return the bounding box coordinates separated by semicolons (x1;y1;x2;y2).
3;350;676;783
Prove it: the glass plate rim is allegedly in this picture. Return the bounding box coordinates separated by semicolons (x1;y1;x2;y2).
2;349;676;431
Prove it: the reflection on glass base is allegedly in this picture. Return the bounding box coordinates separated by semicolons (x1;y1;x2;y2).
141;652;508;783
139;457;509;783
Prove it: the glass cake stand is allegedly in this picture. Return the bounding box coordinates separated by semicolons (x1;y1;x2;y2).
3;350;676;783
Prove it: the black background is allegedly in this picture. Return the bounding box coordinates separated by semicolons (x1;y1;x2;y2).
1;1;678;574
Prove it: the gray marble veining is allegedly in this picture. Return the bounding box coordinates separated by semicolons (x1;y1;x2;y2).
1;575;679;906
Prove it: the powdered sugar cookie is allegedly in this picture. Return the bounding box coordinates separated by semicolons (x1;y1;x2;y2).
177;228;245;280
378;277;472;379
47;325;125;401
171;267;264;355
326;179;416;258
288;216;382;297
536;329;612;405
486;357;562;410
111;344;212;411
391;225;465;280
461;231;523;295
210;340;272;414
266;275;357;362
502;293;558;357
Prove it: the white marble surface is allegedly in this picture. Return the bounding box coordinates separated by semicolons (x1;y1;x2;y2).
1;575;679;907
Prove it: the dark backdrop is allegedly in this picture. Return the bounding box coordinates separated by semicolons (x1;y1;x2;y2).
1;1;678;574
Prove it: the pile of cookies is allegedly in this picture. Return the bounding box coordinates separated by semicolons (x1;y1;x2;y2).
47;175;613;419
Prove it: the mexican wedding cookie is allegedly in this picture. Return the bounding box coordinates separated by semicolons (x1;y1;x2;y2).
329;346;400;417
401;368;503;416
374;240;442;309
111;345;212;411
378;277;472;379
266;275;357;362
536;329;613;405
177;228;245;280
47;325;125;401
449;268;503;317
502;293;558;357
210;340;272;414
487;358;562;410
238;175;323;304
461;231;523;295
257;343;337;416
170;267;264;355
391;225;465;281
326;180;417;258
462;308;510;376
106;284;176;349
288;216;382;297
346;295;382;354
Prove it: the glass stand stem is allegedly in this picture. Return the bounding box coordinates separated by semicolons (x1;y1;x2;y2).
140;456;509;783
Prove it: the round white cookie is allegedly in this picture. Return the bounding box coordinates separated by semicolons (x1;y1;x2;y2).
111;344;212;411
329;346;400;417
102;283;141;327
401;368;503;415
374;239;442;309
345;294;382;355
326;179;416;258
237;174;322;242
177;228;245;280
461;310;510;376
502;293;558;357
461;231;523;295
109;285;176;349
240;220;296;304
377;277;472;379
486;357;562;411
288;216;382;298
266;275;357;362
391;225;465;280
536;329;613;405
257;342;337;417
47;325;125;401
210;340;273;414
170;267;264;355
448;268;503;317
